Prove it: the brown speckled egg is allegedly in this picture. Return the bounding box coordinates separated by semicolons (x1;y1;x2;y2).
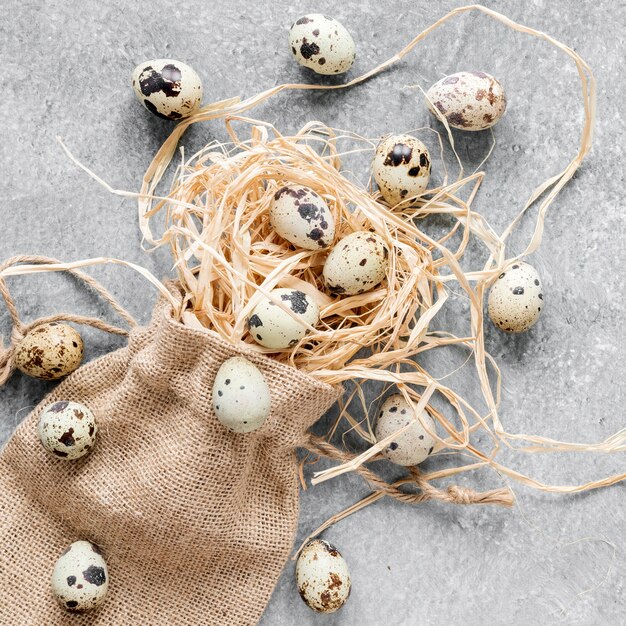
323;231;388;296
372;134;431;206
132;59;202;120
426;71;506;131
15;323;83;380
52;541;109;612
296;539;351;613
38;400;97;460
212;357;271;433
375;394;436;466
488;262;543;333
289;14;356;75
270;184;335;250
248;288;320;350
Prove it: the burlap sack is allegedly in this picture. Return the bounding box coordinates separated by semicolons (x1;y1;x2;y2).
0;286;340;625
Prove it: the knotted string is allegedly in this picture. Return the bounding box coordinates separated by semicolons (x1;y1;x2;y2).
296;434;513;554
0;255;137;385
307;434;513;507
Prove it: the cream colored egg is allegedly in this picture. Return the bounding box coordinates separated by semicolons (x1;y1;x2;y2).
270;185;335;250
488;262;543;333
296;539;351;613
289;14;356;75
132;59;202;120
248;288;320;350
323;231;388;296
375;394;436;466
51;540;109;612
38;401;98;460
15;322;83;380
372;134;431;206
426;71;506;131
212;357;271;433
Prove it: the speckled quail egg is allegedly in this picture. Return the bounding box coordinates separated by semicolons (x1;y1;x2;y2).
372;134;431;206
296;539;351;613
14;322;83;380
212;357;271;433
375;394;436;466
426;71;506;131
52;540;109;612
38;400;98;460
289;14;356;75
323;231;388;296
488;261;543;333
270;184;335;250
132;59;202;120
248;288;320;350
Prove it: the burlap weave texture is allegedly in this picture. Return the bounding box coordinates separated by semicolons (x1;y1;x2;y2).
0;293;339;625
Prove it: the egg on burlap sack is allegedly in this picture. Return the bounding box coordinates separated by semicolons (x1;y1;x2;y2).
38;400;97;460
51;540;109;611
212;357;271;433
0;291;340;625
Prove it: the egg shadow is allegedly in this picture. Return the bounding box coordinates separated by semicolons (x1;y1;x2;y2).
428;120;497;173
119;96;177;156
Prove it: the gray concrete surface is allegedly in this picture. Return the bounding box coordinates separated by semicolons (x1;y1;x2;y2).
1;0;625;624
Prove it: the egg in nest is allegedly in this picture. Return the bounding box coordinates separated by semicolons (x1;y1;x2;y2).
323;231;388;296
270;184;335;250
247;288;320;350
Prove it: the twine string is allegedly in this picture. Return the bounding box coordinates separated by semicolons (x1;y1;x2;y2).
0;255;138;385
306;434;514;508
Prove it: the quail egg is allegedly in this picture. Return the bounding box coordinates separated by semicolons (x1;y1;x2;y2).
289;14;356;75
132;58;202;120
372;134;431;206
51;540;109;612
14;322;83;380
248;288;320;350
426;71;506;131
323;231;388;296
38;400;98;460
375;394;436;466
270;184;335;250
212;357;271;433
296;539;351;613
488;261;543;333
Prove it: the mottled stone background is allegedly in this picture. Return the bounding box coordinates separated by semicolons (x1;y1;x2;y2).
1;1;624;624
